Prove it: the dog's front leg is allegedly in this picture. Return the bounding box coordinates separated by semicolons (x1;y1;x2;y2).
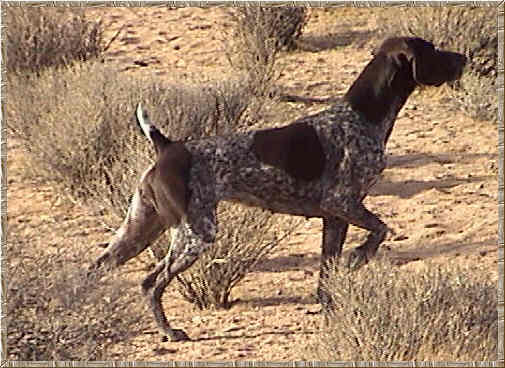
321;194;388;271
317;217;349;306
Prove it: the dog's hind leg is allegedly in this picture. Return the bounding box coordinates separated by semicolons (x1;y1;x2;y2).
89;184;166;275
142;200;218;342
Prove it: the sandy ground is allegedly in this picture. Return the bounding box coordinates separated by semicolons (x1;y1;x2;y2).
6;6;499;361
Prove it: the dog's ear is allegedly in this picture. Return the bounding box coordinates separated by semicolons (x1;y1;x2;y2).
373;37;415;88
403;38;449;86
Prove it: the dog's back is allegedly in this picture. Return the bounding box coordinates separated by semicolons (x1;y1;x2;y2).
181;102;385;217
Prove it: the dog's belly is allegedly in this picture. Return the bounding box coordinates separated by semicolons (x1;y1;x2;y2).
227;195;323;218
223;165;324;217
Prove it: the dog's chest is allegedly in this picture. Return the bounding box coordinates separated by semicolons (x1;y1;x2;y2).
308;110;387;197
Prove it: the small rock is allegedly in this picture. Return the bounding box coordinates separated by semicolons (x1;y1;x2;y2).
153;347;177;355
133;60;149;67
393;235;408;241
424;223;439;228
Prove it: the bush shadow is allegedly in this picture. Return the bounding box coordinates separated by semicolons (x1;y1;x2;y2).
297;30;374;52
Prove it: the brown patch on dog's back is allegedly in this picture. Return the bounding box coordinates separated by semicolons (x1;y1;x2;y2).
252;123;326;181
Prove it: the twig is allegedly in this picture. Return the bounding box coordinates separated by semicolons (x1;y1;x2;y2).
279;94;342;105
103;25;125;53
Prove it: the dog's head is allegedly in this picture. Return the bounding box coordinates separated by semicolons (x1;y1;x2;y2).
375;37;467;87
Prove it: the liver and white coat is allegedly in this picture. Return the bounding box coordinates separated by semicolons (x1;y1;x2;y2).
89;37;467;342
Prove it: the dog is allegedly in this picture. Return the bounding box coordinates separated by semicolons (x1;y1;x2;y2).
88;37;466;342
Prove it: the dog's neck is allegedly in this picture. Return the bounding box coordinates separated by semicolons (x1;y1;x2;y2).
344;53;417;145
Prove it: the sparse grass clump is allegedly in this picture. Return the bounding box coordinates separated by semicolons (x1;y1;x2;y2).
7;59;298;312
6;240;144;360
224;7;308;98
176;204;301;310
4;6;106;74
377;7;497;122
304;258;497;361
6;62;259;215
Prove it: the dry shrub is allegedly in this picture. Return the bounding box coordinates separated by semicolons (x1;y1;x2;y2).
304;258;497;361
5;239;144;360
224;6;309;98
376;6;498;122
6;60;299;310
176;204;301;310
6;62;148;212
6;62;261;217
227;6;308;55
449;70;498;122
3;6;106;74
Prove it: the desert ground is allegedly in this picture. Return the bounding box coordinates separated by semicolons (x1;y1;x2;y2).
6;6;500;361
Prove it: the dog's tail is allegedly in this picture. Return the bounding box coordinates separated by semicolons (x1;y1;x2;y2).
136;102;172;155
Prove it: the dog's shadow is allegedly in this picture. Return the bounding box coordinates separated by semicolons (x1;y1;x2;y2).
370;175;490;199
191;328;317;343
370;152;496;199
386;152;497;169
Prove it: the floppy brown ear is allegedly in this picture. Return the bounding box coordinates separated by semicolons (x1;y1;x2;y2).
376;38;414;87
405;38;449;86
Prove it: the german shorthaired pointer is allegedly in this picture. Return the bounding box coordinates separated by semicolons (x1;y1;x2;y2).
89;37;466;342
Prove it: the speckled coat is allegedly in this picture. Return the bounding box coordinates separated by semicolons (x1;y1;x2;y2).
89;36;467;342
183;102;386;244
